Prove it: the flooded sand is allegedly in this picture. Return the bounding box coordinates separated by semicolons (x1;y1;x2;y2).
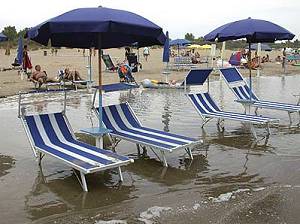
1;75;300;224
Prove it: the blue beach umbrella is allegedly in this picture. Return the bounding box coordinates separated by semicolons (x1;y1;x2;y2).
169;39;191;46
204;17;294;100
163;31;170;63
0;33;8;42
26;7;166;133
169;39;191;55
17;37;23;65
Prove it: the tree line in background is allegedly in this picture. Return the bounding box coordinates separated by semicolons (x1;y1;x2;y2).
0;26;46;50
1;26;299;50
184;33;300;50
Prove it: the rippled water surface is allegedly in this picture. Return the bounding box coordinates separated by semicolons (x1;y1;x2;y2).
1;75;300;224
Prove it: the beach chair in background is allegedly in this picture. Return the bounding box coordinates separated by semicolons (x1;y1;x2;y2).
46;70;88;90
185;69;279;139
92;100;202;167
19;90;133;191
220;67;300;125
102;54;118;72
170;56;197;71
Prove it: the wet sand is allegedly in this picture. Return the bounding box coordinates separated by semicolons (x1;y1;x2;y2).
0;47;300;97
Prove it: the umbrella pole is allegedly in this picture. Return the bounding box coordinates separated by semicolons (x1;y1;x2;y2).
98;35;103;129
248;42;252;102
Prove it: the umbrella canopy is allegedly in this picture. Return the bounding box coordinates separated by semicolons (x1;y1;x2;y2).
204;17;294;43
187;44;202;49
169;39;191;46
163;31;169;63
204;17;294;101
26;7;166;138
249;43;272;51
17;37;23;65
200;44;211;49
26;7;166;49
0;33;8;42
169;39;191;55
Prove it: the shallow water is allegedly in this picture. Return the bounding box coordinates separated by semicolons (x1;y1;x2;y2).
1;75;300;224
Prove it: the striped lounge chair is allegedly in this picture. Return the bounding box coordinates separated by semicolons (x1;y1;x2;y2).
93;103;202;167
185;69;278;139
21;112;133;191
220;67;300;125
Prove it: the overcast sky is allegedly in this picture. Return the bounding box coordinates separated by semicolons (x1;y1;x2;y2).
0;0;299;39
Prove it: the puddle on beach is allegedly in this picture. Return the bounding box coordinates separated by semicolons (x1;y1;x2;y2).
1;75;300;223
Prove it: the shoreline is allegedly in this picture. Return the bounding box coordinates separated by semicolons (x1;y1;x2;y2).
0;48;299;98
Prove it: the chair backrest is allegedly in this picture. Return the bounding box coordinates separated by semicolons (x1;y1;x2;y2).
183;69;213;86
25;113;74;147
188;92;221;115
220;67;259;101
102;54;115;70
220;67;244;83
102;103;141;131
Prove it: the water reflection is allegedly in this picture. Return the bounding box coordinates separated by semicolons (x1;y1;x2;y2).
162;95;172;132
25;167;134;221
126;154;209;186
0;154;15;177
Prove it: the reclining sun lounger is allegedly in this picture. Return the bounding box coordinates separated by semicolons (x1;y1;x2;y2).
185;69;279;139
102;54;118;72
93;102;202;167
220;67;300;125
19;90;133;192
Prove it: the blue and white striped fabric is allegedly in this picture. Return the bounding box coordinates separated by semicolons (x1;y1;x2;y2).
101;103;197;152
220;67;300;112
188;93;275;124
25;113;131;173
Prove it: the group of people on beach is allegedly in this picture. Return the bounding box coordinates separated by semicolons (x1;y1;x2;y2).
21;45;84;88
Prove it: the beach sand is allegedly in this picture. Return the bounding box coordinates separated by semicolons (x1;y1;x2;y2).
0;47;299;97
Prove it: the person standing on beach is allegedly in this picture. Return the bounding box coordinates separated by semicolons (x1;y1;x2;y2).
22;45;32;73
282;47;287;73
143;47;150;61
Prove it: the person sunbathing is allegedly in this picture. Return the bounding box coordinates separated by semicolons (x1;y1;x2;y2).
64;68;83;81
29;65;48;88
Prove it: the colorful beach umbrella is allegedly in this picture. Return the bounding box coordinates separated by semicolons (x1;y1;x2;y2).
26;7;166;134
0;33;8;42
204;17;294;100
200;44;212;49
187;44;202;49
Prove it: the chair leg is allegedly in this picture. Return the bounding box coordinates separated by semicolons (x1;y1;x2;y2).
250;124;258;140
118;167;123;182
201;118;212;128
38;152;44;166
80;172;88;192
254;107;258;116
185;148;194;160
288;112;293;127
136;144;141;156
160;151;168;167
